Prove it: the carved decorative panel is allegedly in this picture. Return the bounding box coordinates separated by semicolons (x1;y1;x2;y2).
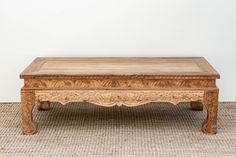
24;79;215;89
35;90;204;107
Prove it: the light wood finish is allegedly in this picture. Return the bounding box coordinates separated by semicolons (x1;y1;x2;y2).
20;57;220;135
20;57;220;79
35;90;204;107
21;90;37;135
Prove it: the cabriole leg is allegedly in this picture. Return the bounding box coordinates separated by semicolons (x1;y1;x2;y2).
202;91;219;134
21;90;38;135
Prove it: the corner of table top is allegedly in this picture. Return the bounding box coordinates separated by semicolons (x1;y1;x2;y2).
20;57;47;79
200;57;220;79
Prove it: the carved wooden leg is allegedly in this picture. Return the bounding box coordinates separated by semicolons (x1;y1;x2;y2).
37;101;50;111
21;90;38;135
190;101;203;111
202;91;218;134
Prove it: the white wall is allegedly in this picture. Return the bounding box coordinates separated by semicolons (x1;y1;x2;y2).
0;0;236;102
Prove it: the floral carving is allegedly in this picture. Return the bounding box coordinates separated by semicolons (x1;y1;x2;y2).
24;79;215;89
35;90;204;107
21;79;219;135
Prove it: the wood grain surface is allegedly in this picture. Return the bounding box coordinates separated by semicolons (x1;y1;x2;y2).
20;57;220;79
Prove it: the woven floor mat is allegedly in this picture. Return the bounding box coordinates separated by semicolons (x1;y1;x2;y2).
0;102;235;157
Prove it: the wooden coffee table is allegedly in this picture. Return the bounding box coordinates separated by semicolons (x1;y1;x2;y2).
20;57;220;135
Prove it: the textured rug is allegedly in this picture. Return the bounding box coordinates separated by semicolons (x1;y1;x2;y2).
0;102;235;157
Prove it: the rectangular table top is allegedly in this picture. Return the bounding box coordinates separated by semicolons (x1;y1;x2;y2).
20;57;220;79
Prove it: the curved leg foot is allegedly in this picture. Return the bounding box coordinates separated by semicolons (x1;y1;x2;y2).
202;91;218;134
190;102;203;111
21;90;38;135
22;121;38;135
37;101;50;111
